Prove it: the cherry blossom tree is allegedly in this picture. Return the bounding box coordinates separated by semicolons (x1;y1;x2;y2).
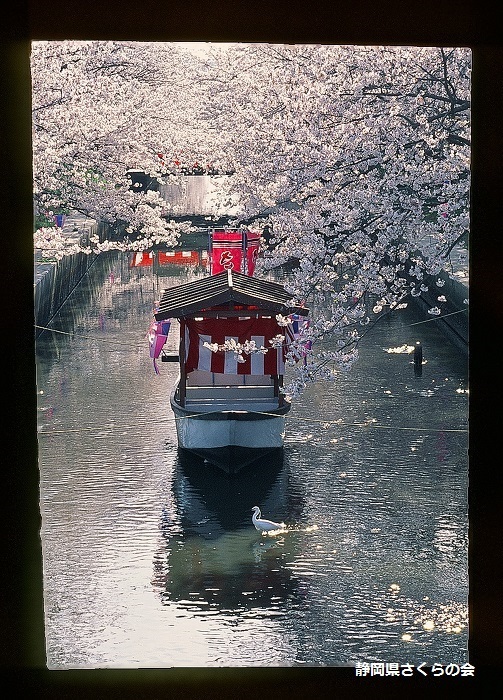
200;44;470;393
31;40;217;256
31;42;469;393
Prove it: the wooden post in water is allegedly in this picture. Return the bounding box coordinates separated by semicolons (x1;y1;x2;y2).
414;341;423;376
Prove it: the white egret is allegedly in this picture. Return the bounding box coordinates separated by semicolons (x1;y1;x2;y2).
251;506;285;533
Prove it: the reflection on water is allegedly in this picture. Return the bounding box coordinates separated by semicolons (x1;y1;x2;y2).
36;251;468;668
154;452;301;615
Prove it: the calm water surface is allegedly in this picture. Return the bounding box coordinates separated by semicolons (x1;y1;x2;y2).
35;251;469;668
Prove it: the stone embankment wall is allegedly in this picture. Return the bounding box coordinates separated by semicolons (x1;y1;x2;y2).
34;218;107;333
416;266;468;353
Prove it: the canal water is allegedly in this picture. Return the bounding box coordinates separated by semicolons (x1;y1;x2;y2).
35;250;469;668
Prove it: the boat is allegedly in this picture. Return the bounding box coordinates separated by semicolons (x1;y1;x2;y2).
154;266;309;473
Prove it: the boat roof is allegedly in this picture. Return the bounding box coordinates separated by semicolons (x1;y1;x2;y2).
154;269;309;320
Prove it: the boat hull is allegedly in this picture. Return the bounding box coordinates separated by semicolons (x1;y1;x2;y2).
170;387;290;473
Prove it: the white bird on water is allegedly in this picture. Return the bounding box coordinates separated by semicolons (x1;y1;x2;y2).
251;506;285;533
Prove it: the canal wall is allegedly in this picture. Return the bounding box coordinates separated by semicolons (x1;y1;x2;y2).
415;265;469;353
34;217;106;333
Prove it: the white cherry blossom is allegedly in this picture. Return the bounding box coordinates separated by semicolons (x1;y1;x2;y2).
31;42;469;393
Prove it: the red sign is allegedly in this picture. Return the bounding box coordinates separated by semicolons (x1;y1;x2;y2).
158;250;206;266
210;230;243;274
210;230;260;275
245;231;260;276
129;252;154;268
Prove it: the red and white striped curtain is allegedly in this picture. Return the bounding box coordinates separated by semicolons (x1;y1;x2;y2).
184;317;294;375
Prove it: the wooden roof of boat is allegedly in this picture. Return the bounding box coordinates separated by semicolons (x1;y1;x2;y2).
154;269;309;320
